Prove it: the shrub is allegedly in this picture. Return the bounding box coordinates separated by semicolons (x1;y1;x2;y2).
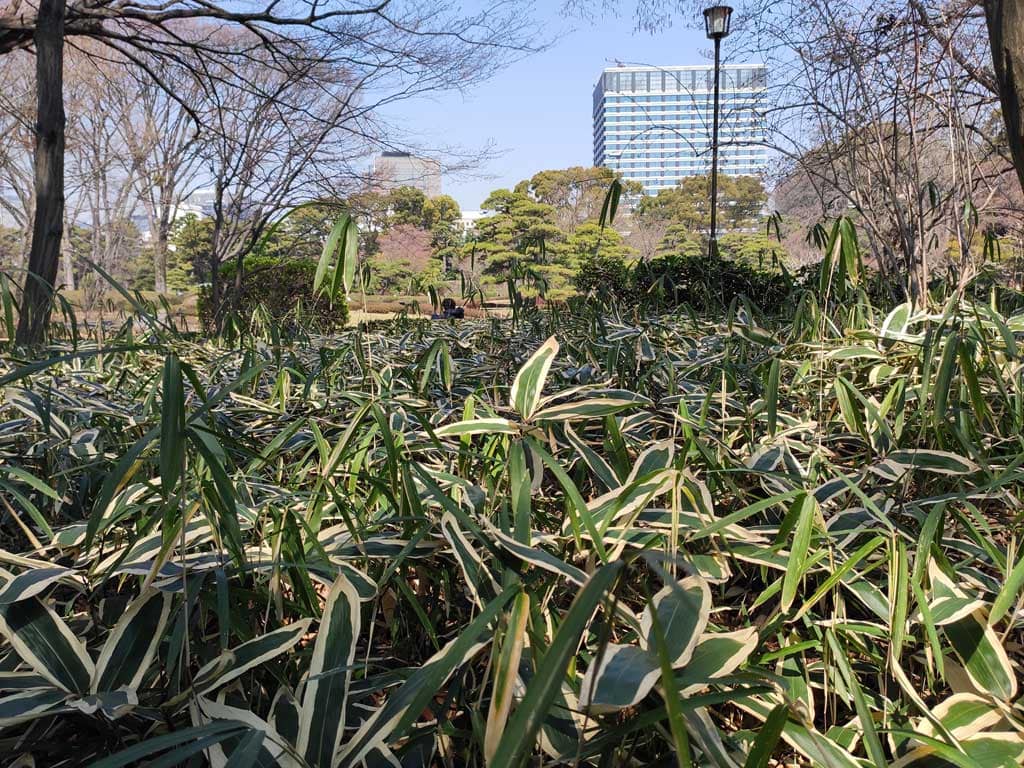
633;251;793;313
574;251;636;300
199;255;349;333
575;245;794;313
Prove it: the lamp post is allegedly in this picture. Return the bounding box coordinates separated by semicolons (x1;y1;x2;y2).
703;4;733;260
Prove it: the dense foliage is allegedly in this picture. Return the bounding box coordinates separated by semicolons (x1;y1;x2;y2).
1;234;1024;764
576;245;792;313
199;256;350;334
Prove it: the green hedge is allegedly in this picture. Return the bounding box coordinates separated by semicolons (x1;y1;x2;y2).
199;256;349;333
574;250;794;313
633;253;793;313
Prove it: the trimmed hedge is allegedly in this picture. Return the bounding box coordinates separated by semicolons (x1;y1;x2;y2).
199;256;349;334
633;253;793;313
574;250;794;314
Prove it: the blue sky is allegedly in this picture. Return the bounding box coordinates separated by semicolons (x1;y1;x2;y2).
381;5;726;210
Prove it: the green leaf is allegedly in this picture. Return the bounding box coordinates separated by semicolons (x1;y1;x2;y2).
736;695;861;768
489;563;623;768
781;492;818;613
509;441;532;545
646;586;693;768
640;575;711;666
765;358;780;436
510;336;559;420
315;214;348;296
159;353;186;497
743;704;789;768
825;630;887;767
599;178;622;228
298;572;361;768
90;720;251;768
484;591;530;765
933;334;959;426
0;568;76;605
579;643;660;712
192;619;313;694
93;589;172;693
0;598;94;694
337;585;518;767
329;216;356;301
224;729;267;768
990;550;1024;626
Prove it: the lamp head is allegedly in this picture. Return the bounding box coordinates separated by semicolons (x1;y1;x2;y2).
703;5;733;39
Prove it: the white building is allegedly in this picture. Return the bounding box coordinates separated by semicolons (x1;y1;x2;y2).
593;63;768;195
133;190;214;241
371;152;442;197
456;210;489;235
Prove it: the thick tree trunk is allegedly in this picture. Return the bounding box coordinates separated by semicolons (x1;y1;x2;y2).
15;0;64;346
987;0;1024;194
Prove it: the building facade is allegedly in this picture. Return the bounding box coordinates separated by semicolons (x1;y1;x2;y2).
593;64;767;195
371;152;443;197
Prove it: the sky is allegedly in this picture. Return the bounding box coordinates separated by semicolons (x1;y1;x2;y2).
379;4;725;211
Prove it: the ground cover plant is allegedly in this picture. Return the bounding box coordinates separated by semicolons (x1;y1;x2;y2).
1;231;1024;766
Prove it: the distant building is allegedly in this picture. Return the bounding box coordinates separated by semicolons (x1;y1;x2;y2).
371;152;442;197
456;210;489;235
183;188;218;217
593;64;768;195
132;189;216;242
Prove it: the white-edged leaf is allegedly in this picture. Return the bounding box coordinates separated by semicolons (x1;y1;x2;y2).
640;575;711;666
440;511;499;607
190;696;292;768
484;592;530;765
92;589;172;693
676;627;758;692
579;644;660;712
510;337;558;420
193;619;313;694
944;607;1017;702
0;598;94;694
913;693;1004;742
434;418;519;437
0;689;68;727
297;572;361;768
532;397;640;422
0;568;77;605
886;450;979;476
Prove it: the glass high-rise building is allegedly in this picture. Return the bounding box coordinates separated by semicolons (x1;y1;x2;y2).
593;64;768;195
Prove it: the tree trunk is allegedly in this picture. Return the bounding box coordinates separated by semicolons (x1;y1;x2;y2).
208;179;225;333
153;230;168;294
15;0;64;346
987;0;1024;194
60;213;74;291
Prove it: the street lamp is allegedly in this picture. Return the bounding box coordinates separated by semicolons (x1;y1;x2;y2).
703;4;733;260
